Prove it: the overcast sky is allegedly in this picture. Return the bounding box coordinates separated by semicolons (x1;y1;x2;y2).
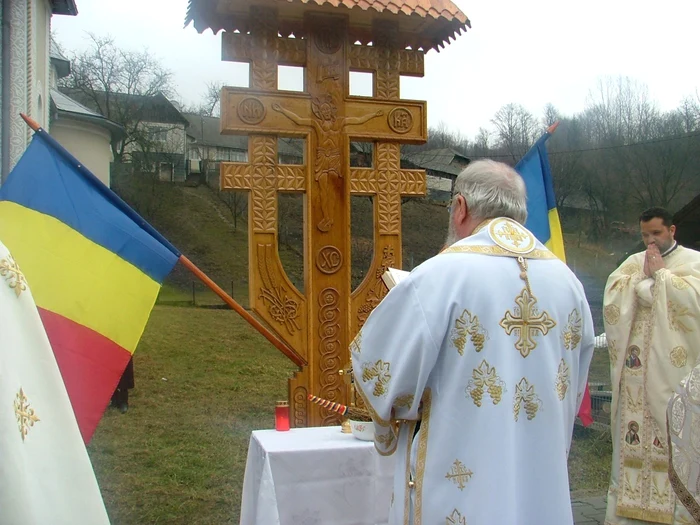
52;0;699;139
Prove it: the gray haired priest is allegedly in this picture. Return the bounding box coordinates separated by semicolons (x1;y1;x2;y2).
352;160;594;525
604;207;700;525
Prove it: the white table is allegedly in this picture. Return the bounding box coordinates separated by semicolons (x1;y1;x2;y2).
239;426;395;525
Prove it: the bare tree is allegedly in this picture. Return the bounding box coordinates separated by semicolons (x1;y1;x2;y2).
218;190;248;231
59;34;175;162
491;103;539;162
185;81;224;117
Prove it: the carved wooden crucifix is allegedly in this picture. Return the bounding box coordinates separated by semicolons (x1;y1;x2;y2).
219;8;427;427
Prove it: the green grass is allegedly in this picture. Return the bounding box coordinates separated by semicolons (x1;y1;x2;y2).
569;426;613;497
88;306;296;525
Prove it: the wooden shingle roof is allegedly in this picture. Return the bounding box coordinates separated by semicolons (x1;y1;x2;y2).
185;0;470;52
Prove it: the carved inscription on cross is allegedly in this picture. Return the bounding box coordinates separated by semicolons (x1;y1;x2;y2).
499;288;557;358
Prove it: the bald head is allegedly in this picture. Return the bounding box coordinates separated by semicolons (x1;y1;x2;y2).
453;160;527;224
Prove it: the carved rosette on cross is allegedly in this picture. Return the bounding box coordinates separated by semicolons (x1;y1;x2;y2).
186;0;470;427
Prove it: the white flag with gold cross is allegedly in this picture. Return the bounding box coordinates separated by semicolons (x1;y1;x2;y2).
0;239;110;524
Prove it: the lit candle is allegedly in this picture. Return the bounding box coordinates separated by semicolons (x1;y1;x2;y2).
275;400;290;431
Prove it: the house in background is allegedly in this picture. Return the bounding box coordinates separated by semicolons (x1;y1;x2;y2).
1;0;78;182
183;112;304;187
60;89;190;182
402;148;470;201
48;41;125;187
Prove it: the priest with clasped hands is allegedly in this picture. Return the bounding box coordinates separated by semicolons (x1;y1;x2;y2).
351;160;594;525
604;207;700;525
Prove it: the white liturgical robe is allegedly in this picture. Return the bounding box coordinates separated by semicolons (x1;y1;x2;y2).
604;244;700;525
352;218;594;525
0;239;110;524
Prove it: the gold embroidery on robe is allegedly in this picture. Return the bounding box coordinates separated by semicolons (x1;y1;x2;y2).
672;275;690;290
361;360;392;397
0;255;27;298
445;509;467;525
604;304;621;325
14;388;40;441
442;245;556;260
451;309;488;355
611;275;632;292
651;477;672;506
668;301;696;333
445;459;473;490
414;389;432;525
513;378;542;421
626;386;643;412
466;360;505;407
555;359;571;401
500;287;556;358
671;346;688;368
393;394;414;409
376;429;396;450
609;338;619;365
631;307;651;337
621;263;642;276
562;309;582;350
403;420;417;525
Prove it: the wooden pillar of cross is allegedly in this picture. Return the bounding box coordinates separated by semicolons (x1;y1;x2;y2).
347;20;427;335
219;10;427;427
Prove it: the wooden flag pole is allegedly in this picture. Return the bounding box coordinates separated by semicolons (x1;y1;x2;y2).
546;121;560;135
179;256;306;366
19;113;306;368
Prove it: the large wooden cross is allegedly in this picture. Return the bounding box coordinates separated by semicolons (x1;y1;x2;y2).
219;7;427;426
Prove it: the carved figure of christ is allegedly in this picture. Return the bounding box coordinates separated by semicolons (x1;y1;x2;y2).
272;100;383;231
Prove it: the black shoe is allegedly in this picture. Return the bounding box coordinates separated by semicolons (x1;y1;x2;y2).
118;402;128;414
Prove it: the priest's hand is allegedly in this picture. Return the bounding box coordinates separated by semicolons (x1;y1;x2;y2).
644;244;665;277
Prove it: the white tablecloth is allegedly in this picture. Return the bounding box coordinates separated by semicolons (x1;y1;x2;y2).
239;426;395;525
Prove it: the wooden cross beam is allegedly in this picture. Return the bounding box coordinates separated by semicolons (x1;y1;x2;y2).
350;143;425;235
221;88;427;144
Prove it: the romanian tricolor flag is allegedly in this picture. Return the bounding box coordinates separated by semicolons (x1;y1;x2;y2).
515;125;566;262
0;126;180;442
515;124;593;427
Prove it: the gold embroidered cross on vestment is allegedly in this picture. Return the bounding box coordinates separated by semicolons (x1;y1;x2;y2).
500;287;556;358
445;459;473;490
14;388;40;441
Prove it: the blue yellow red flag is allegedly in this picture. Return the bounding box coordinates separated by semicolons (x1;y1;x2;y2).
0;126;180;442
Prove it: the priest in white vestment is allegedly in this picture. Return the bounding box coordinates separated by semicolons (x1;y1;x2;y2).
352;160;595;525
604;207;700;525
0;239;111;524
